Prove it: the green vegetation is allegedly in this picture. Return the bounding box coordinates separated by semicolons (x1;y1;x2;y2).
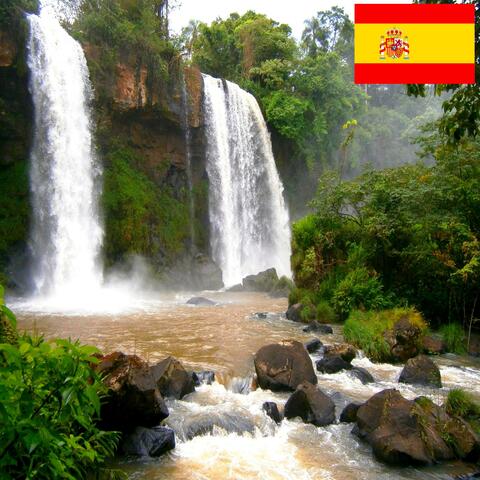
344;308;428;362
103;143;190;265
446;389;480;420
0;289;123;479
440;324;466;355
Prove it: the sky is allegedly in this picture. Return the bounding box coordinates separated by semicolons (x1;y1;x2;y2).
169;0;413;39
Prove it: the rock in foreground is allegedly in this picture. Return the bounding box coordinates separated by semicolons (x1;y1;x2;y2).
354;389;479;466
398;355;442;388
121;426;175;457
254;340;317;391
284;382;335;426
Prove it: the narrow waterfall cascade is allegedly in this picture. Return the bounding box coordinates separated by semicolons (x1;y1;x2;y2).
27;6;103;299
181;77;196;252
202;75;292;287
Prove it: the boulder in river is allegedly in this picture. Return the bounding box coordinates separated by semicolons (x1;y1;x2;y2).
121;426;175;457
398;355;442;388
286;303;303;322
151;356;195;399
262;401;282;424
242;268;279;292
354;389;480;466
340;402;361;423
316;356;352;374
186;296;216;306
284;382;335;427
324;343;357;363
304;338;323;353
302;321;333;334
97;352;169;432
254;339;317;391
422;335;446;355
350;367;375;384
383;315;423;362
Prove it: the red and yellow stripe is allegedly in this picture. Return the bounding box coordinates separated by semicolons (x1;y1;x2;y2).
354;4;475;84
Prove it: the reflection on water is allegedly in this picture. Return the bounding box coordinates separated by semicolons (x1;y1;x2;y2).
13;292;480;480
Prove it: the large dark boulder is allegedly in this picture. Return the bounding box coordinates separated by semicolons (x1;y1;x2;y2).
263;402;282;424
121;426;175;457
242;268;279;292
97;352;169;432
350;367;375;384
186;296;216;306
286;303;303;322
303;321;333;334
316;356;352;374
254;340;317;391
284;382;335;427
304;338;323;353
324;343;357;362
384;316;423;362
354;389;480;466
340;402;361;423
151;356;195;399
398;355;442;388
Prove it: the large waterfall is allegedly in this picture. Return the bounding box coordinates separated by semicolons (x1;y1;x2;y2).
203;75;291;287
27;6;103;299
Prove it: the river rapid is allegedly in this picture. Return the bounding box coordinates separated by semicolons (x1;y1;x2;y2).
14;292;480;480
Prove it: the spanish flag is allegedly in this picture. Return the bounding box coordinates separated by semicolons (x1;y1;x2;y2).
354;4;476;84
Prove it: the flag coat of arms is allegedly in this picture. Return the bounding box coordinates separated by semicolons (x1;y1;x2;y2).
354;4;475;84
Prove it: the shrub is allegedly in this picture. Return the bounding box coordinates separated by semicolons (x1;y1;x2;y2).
316;300;336;324
440;323;466;354
446;388;480;419
344;308;428;362
300;302;316;323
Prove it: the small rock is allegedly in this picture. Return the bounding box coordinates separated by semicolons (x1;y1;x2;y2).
350;367;375;384
303;321;333;334
186;296;216;306
254;340;317;391
286;303;303;322
254;312;268;319
340;402;361;423
284;382;335;427
262;401;282;424
399;355;442;388
304;338;323;353
316;355;352;374
150;356;195;399
191;370;215;386
324;343;357;362
121;426;175;457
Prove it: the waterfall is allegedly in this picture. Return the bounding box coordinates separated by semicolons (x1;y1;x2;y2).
202;75;291;287
26;7;103;298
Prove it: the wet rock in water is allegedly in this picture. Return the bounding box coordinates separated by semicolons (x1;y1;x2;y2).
96;352;169;432
254;312;268;319
186;296;216;306
263;401;282;424
151;356;195;399
350;367;375;384
254;340;317;391
191;370;215;386
398;355;442;388
324;343;357;363
227;283;244;292
354;389;480;466
286;303;303;322
340;402;361;423
284;382;335;427
304;338;323;353
121;426;175;457
422;335;446;355
242;268;279;292
302;321;333;334
383;315;423;362
316;356;352;374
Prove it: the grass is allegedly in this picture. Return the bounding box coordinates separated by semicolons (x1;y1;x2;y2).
343;308;428;362
446;389;480;419
440;323;466;355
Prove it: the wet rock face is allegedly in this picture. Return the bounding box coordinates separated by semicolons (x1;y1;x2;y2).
151;356;196;400
284;382;335;427
340;402;361;423
304;338;323;353
121;426;175;457
316;356;352;374
384;316;423;362
262;402;282;424
286;303;303;322
242;268;279;292
97;352;169;432
398;355;442;388
350;367;375;384
254;340;317;391
354;389;480;466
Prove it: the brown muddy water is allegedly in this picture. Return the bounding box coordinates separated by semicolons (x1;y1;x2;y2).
12;292;480;480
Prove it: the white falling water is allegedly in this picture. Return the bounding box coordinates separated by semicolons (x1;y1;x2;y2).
203;75;291;287
27;7;103;299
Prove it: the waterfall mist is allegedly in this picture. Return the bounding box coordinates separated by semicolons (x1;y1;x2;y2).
203;75;291;287
27;8;103;300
